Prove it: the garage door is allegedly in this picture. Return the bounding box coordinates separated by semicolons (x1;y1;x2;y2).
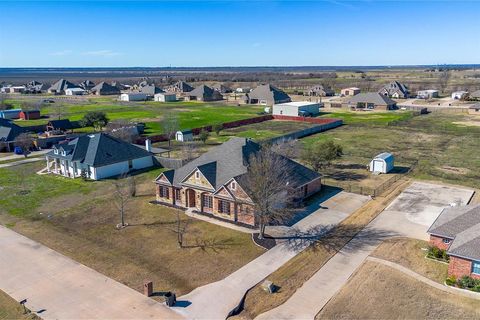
373;160;385;173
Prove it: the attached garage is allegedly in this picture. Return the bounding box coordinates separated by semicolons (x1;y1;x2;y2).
369;152;394;174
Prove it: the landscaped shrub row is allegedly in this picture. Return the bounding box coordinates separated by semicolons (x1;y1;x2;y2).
446;275;480;292
427;246;449;262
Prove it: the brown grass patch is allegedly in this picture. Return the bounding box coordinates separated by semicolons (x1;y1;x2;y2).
437;166;471;175
317;261;480;319
0;290;39;320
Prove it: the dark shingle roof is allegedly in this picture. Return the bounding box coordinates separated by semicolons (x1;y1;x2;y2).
91;82;121;95
347;92;397;106
0;119;26;142
159;137;319;192
140;85;164;95
188;85;222;100
471;90;480;99
48;79;78;92
48;119;73;130
47;133;152;167
248;84;291;104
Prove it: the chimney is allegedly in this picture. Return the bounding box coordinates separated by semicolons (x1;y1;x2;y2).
145;139;152;152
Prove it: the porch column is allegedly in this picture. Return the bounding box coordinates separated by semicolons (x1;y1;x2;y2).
54;159;58;174
46;157;50;173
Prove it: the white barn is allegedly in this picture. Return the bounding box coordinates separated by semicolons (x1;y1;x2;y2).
45;133;154;180
65;88;86;96
175;130;194;142
154;92;177;102
120;93;148;101
369;152;394;174
273;101;321;117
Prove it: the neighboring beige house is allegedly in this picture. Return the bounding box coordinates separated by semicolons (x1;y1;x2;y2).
346;92;397;110
341;87;361;96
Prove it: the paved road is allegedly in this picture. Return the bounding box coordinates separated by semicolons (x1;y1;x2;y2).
172;191;369;320
257;181;475;320
0;226;182;320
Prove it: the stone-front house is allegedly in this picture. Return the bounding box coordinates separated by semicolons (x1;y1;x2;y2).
428;204;480;279
154;137;321;227
378;81;410;99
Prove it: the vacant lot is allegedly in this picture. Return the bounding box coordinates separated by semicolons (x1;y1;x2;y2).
317;261;480;319
9;98;264;135
301;112;480;189
0;162;264;297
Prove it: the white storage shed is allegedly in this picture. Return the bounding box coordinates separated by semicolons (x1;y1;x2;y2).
272;101;320;117
154;93;177;102
369;152;394;174
175;130;193;142
65;88;86;96
120;93;148;101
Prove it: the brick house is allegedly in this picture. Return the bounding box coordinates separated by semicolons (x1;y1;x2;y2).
154;137;321;227
427;204;480;279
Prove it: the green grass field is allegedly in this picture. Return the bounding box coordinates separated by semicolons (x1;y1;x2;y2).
9;98;264;135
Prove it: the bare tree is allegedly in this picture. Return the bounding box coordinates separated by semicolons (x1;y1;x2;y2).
160;112;179;149
240;146;295;239
51;103;65;120
168;210;191;248
112;175;133;229
14;133;34;158
438;70;451;94
106;120;139;143
181;141;198;161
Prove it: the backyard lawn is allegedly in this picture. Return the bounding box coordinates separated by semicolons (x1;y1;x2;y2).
0;162;264;298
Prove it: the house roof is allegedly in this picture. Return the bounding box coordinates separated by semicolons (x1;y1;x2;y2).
158;137;320;192
248;84;291;103
79;80;96;90
470;103;480;110
309;85;334;94
91;82;121;95
374;152;394;161
212;83;232;93
48;79;78;92
428;205;480;239
173;81;193;92
47;133;152;167
471;90;480;98
48;119;73;130
188;85;221;99
140;85;164;95
378;81;409;97
0;119;26;142
347;92;397;106
447;223;480;261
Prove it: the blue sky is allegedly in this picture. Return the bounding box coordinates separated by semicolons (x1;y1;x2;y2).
1;1;479;67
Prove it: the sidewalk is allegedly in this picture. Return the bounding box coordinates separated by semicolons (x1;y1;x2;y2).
0;226;182;320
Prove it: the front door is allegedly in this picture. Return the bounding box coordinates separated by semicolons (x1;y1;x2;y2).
187;189;196;208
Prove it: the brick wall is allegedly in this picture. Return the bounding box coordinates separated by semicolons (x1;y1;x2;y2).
237;203;255;226
305;178;322;198
448;256;474;279
429;235;451;250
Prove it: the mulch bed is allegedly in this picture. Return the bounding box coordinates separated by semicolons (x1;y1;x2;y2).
252;233;277;250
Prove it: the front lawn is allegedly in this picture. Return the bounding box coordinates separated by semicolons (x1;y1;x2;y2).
0;290;39;320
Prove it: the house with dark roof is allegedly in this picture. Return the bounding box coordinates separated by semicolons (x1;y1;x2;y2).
154;137;321;227
0;118;27;152
244;84;291;106
212;83;233;94
378;81;410;99
307;85;335;97
79;80;96;91
470;90;480;100
140;84;164;96
46;119;74;132
185;85;223;102
48;79;79;94
428;204;480;280
166;81;193;93
45;133;154;180
25;81;46;94
91;82;121;96
346;92;397;110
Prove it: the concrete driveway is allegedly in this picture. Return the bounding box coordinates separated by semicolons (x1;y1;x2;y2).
0;226;182;320
257;181;475;320
172;190;369;320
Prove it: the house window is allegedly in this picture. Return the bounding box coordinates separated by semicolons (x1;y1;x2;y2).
128;160;133;169
195;171;200;179
472;261;480;275
159;186;169;199
231;182;236;190
54;149;58;155
218;199;231;214
442;238;451;244
202;194;213;208
175;189;181;201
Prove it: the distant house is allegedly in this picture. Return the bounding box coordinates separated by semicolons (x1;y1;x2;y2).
470;90;480;100
369;152;394;174
154;137;321;227
212;84;233;94
154;92;177;102
0;109;22;120
19;110;41;120
4;86;26;94
244;84;291;106
111;81;129;91
25;81;45;94
90;82;121;96
0;119;27;152
47;119;74;132
417;89;439;99
65;88;86;96
120;93;148;101
140;84;164;96
79;80;96;91
340;87;361;96
45;133;154;180
48;79;79;94
468;103;480;114
378;81;410;99
167;81;194;93
235;87;251;93
451;91;469;100
428;204;480;280
175;130;193;142
273;101;320;117
185;85;223;102
347;92;397;110
307;85;335;97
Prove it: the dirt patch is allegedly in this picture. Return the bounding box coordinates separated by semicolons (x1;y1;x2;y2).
317;261;480;319
437;166;471;175
453;121;480;127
